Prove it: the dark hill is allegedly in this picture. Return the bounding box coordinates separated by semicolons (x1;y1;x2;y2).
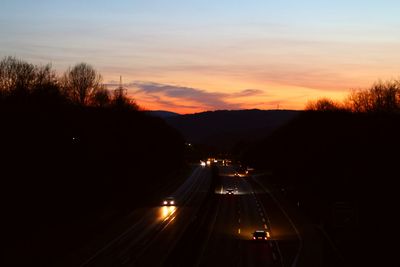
165;109;300;151
146;110;181;118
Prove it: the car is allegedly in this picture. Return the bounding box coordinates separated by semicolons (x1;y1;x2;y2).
226;188;235;195
252;230;270;240
162;197;176;206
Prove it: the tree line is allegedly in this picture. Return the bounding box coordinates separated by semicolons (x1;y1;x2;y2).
306;79;400;113
0;56;136;109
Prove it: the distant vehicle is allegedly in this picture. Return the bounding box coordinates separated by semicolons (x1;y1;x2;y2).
252;230;269;240
226;188;235;195
163;197;175;206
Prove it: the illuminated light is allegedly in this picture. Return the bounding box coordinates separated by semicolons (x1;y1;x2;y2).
266;232;270;238
206;160;211;165
160;206;177;221
253;237;256;240
162;206;170;218
163;201;168;205
170;201;174;205
200;161;206;167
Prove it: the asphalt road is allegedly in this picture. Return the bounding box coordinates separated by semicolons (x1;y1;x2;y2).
196;166;280;266
79;165;212;267
80;163;322;267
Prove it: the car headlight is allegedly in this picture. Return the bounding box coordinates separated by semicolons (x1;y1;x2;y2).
170;201;174;205
163;201;168;205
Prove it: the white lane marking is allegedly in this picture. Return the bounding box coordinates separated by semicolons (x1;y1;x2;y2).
269;242;273;248
238;218;241;223
262;218;265;222
238;228;241;234
253;176;303;267
264;224;268;230
272;252;277;261
259;212;263;217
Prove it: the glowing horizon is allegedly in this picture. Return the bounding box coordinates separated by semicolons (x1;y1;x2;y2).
1;0;399;114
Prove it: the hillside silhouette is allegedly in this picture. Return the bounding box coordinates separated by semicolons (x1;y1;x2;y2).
146;110;181;118
165;109;300;151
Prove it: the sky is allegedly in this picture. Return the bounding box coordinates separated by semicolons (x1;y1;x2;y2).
1;0;400;113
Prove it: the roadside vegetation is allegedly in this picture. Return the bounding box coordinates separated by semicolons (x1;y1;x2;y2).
240;79;400;266
0;56;185;266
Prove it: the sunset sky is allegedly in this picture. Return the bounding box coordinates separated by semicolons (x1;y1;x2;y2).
1;0;400;113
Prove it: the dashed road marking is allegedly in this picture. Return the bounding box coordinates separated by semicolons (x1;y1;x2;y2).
238;228;241;234
269;242;273;248
264;224;268;230
272;252;277;261
238;218;241;223
262;218;265;222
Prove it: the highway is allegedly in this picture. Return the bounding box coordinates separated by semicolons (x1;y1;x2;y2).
166;163;311;267
197;166;282;266
79;165;212;267
79;163;314;267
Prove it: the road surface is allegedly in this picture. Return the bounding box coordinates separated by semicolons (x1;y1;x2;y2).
79;163;323;266
79;165;211;267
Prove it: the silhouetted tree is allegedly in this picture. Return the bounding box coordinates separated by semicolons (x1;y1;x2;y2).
91;85;111;107
0;56;61;102
307;80;400;114
305;98;342;112
33;63;58;90
0;56;36;95
62;63;102;105
345;81;400;113
111;87;139;110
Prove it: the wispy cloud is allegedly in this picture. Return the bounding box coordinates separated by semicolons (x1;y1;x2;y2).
231;89;264;97
106;81;265;111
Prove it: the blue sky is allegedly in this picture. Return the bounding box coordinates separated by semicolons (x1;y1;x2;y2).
1;0;400;113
